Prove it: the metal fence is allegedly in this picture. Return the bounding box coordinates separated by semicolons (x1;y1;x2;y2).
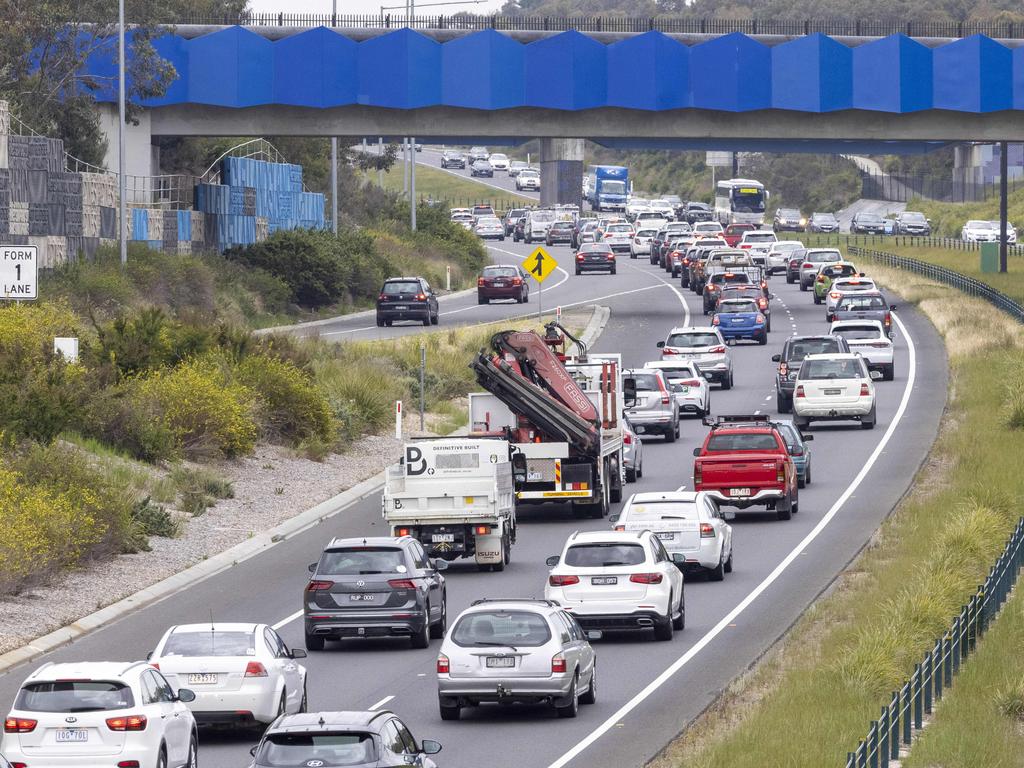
849;245;1024;322
421;196;529;212
842;518;1024;767
810;233;1024;254
170;13;1024;38
860;171;1023;204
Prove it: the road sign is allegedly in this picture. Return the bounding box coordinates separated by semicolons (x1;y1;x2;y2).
706;151;734;168
1;245;37;300
524;246;558;283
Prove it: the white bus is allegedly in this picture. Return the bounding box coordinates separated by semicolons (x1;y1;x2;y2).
715;179;768;226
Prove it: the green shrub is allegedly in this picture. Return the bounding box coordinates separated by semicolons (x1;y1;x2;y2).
77;384;180;462
236;354;333;444
131;496;180;540
312;355;407;440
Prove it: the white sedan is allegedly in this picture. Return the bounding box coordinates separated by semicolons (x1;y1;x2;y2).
643;359;711;417
793;353;877;430
825;276;878;318
626;198;650;220
766;240;804;274
150;622;308;727
488;153;509;171
630;227;659;258
610;491;733;580
962;219;999;242
829;319;895;380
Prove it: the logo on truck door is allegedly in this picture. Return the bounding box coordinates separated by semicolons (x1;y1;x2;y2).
406;446;428;476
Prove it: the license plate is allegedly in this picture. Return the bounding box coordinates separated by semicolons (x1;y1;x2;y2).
824;388;842;395
656;532;675;540
591;576;618;585
394;305;407;310
350;593;376;601
731;487;751;497
56;729;88;743
486;656;516;668
731;318;743;323
494;281;507;286
432;533;455;543
527;471;543;481
188;673;218;685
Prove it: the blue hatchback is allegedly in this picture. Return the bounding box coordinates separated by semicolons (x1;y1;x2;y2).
774;420;814;487
712;298;768;345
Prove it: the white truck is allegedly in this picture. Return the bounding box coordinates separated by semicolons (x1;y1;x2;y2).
382;438;517;571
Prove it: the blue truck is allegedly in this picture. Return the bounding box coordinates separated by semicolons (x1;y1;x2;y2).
585;165;629;212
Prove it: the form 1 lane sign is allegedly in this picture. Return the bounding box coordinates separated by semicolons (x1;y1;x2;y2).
1;245;37;300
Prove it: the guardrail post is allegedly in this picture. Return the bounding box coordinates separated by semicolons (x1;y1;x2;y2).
923;651;933;713
903;681;913;743
878;707;888;764
857;740;867;768
869;721;879;768
847;753;857;768
913;663;923;728
934;639;944;701
943;635;953;687
891;694;901;759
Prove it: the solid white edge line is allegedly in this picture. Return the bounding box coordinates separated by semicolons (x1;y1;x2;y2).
546;310;918;768
369;695;395;711
626;263;691;326
271;610;304;631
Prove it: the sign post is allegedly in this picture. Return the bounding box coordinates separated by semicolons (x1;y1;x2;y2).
446;264;451;291
1;245;38;300
523;245;558;323
395;400;403;440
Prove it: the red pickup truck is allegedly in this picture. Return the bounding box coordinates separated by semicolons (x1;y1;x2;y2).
723;223;756;248
692;415;799;520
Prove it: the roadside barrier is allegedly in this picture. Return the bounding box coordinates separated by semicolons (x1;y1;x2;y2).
804;232;1024;255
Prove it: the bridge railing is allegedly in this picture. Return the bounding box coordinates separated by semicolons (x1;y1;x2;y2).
841;518;1024;767
172;13;1024;39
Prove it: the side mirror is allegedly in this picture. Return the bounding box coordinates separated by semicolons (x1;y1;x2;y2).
704;373;713;381
176;688;196;703
870;370;883;381
545;555;560;567
290;648;307;659
146;651;153;661
608;513;620;523
421;740;443;755
859;272;866;277
692;447;701;457
771;354;781;362
250;746;259;757
511;453;528;483
890;304;897;311
623;378;637;408
308;562;318;573
433;559;449;572
656;340;665;348
803;434;814;442
585;629;604;642
671;552;686;564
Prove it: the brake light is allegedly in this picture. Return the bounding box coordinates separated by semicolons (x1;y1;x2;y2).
576;253;585;261
395;527;412;537
681;379;700;386
623;432;632;445
796;385;805;398
740;244;751;249
802;262;813;269
4;718;37;733
551;653;567;673
756;314;766;324
830;291;840;299
758;298;768;310
606;254;615;260
512;277;522;285
630;572;663;584
474;525;491;536
860;383;870;396
379;294;387;301
777;463;786;482
683;257;690;265
477;278;485;286
245;661;268;678
306;580;334;591
388;578;417;589
437;654;450;674
884;312;892;327
779;362;788;376
712;315;720;325
106;715;147;731
709;346;726;354
700;523;715;538
549;574;580;586
416;293;427;301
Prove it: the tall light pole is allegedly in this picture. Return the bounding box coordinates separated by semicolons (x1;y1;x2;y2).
118;0;127;266
330;0;339;234
410;136;417;231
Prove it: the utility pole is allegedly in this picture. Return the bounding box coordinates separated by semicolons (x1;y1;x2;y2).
117;0;127;266
1000;140;1009;273
403;138;409;194
378;137;384;187
411;136;417;231
330;0;339;234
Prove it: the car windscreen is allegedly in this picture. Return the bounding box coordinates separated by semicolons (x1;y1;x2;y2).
718;300;758;314
256;733;376;767
822;264;857;277
520;171;539;178
807;251;842;263
507;209;525;219
902;212;926;222
624;501;699;521
319;547;406;575
637;229;658;238
799;358;864;380
834;280;874;291
579;243;612;254
813;213;837;221
608;224;632;233
531;211;555;222
564;543;646;567
16;681;135;713
705;433;780;452
711;273;752;285
744;233;776;242
838;295;887;310
772;242;803;251
551;222;574;231
625;373;661;392
162;631;256;657
661;367;699;382
666;332;719;348
689;203;710;211
483;267;518;278
778;209;800;217
601;181;627;194
857;214;883;224
833;325;883;340
381;281;420;295
787;338;842;361
451;610;551;648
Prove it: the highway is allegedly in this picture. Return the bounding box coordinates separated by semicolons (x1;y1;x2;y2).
0;239;947;767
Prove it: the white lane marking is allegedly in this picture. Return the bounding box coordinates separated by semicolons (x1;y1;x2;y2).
368;695;395;710
272;610;303;631
546;310;918;768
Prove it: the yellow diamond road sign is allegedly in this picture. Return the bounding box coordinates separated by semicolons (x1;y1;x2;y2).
524;246;558;284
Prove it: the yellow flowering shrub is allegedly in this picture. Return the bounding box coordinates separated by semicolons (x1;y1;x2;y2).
235;354;333;444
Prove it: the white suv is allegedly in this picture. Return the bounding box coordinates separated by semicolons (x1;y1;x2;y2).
793;353;877;430
544;530;685;641
3;661;198;768
829;320;895;381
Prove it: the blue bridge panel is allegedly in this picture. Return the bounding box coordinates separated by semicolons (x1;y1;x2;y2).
525;30;606;110
852;34;932;113
359;29;441;108
933;35;1012;112
607;32;688;111
772;34;852;112
690;33;771;112
442;30;524;109
1016;45;1024;110
274;27;357;107
188;26;274;107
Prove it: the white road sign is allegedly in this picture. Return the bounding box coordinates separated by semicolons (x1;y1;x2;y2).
1;245;37;300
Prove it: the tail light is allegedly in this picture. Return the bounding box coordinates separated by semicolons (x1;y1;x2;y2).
623;432;632;445
860;383;870;396
884;312;892;327
551;653;567;673
395;527;412;537
796;385;805;398
378;294;387;301
681;379;700;387
776;463;785;482
4;718;37;733
779;363;788;376
760;280;768;290
437;654;450;674
549;574;580;587
306;580;334;591
658;378;670;404
474;525;491;535
512;277;522;286
756;314;766;324
477;278;485;287
683;257;690;265
614;524;625;531
576;253;585;261
694;463;703;485
712;316;720;326
830;291;841;299
388;578;417;589
629;572;664;584
802;262;813;269
106;715;147;731
245;661;268;678
709;346;726;354
606;254;615;261
740;243;751;249
758;298;768;310
415;293;427;301
700;523;715;538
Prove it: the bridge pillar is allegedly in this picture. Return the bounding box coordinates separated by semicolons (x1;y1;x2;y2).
539;138;584;209
97;103;157;181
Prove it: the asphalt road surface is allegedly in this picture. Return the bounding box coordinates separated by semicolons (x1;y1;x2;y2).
0;239;947;768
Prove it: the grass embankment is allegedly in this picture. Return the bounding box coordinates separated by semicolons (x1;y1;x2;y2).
652;268;1024;768
365;162;536;209
911;186;1024;238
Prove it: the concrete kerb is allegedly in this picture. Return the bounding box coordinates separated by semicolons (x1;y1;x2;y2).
0;304;610;677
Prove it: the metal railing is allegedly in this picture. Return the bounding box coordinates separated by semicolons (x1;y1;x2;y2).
843;518;1024;767
859;170;1023;204
420;195;531;212
201;138;290;185
808;233;1024;255
172;13;1024;38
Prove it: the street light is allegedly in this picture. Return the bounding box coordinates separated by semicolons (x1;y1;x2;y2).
379;0;488;17
118;0;127;266
330;0;338;233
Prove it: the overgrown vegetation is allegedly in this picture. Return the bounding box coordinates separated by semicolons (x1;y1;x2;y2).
911;186;1024;238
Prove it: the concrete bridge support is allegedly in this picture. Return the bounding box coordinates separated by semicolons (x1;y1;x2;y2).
540;138;584;209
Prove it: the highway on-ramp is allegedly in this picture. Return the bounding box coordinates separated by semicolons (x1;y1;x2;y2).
0;240;948;767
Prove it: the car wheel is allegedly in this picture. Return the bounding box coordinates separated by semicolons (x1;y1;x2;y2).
430;596;447;639
422;315;431;327
672;593;685;630
758;332;767;345
708;552;726;581
786;273;795;284
186;733;198;768
804;461;811;486
556;675;580;718
798;472;806;489
722;372;734;391
575;268;581;275
777;495;793;521
611;267;617;274
385;319;393;327
724;547;733;573
411;616;431;649
793;414;810;430
653;602;674;641
861;408;877;430
776;392;790;414
156;747;167;768
800;282;808;292
523;290;529;303
579;666;597;705
478;295;487;305
664;423;676;443
439;701;461;721
526;235;532;244
626;467;637;483
305;633;325;652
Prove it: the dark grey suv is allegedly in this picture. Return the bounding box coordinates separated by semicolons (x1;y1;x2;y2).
304;536;448;651
772;334;851;413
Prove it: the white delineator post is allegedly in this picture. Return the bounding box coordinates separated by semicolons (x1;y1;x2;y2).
395;401;403;440
446;264;451;291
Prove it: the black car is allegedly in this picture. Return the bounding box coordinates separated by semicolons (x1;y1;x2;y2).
575;243;616;275
304;535;448;650
248;711;442;768
850;212;886;234
785;248;808;283
807;212;839;233
440;151;465;169
376;277;440;327
470;159;493;177
503;207;527;236
546;220;575;246
771;334;851;413
684;201;714;224
773;208;805;232
895;211;931;236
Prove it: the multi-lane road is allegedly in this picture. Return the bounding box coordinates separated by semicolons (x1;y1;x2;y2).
0;237;947;767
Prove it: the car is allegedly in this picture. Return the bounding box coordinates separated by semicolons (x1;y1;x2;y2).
3;661;198;768
623;368;681;442
473;216;505;240
477;264;529;304
376;277;439;327
895;210;931;236
684;201;714;223
502;207;526;236
450;212;474;231
467;146;489;163
440;151;465;169
829;319;895;380
508;160;528;177
812;261;861;304
792;353;877;430
737;230;778;264
622;416;644;482
545;220;575;246
806;211;839;233
657;326;733;389
773;420;814;488
771;334;851;413
524;208;557;243
798;248;843;291
544;530;686;640
825;276;878;318
488;152;509;171
702;268;757;315
693;221;725;237
850;211;886;234
719;283;772;331
573;219;599;248
574;242;616;275
149;623;307;728
832;291;896;336
630;227;659;259
248;710;442;768
436;599;597;720
516;169;540;191
626;197;650;220
470;159;493;177
766;240;805;275
304;536;449;651
773;208;805;232
472;204;495;220
667;236;698;278
648;199;676;220
600;222;634;254
962;219;999;242
643;359;711;417
610;491;733;580
785;248;807;284
723;223;756;248
712;297;768;345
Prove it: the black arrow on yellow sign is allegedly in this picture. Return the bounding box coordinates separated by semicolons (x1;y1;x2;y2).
530;252;546;277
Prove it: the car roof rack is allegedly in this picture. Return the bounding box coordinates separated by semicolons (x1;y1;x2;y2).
470;598;561;608
702;414;773;428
